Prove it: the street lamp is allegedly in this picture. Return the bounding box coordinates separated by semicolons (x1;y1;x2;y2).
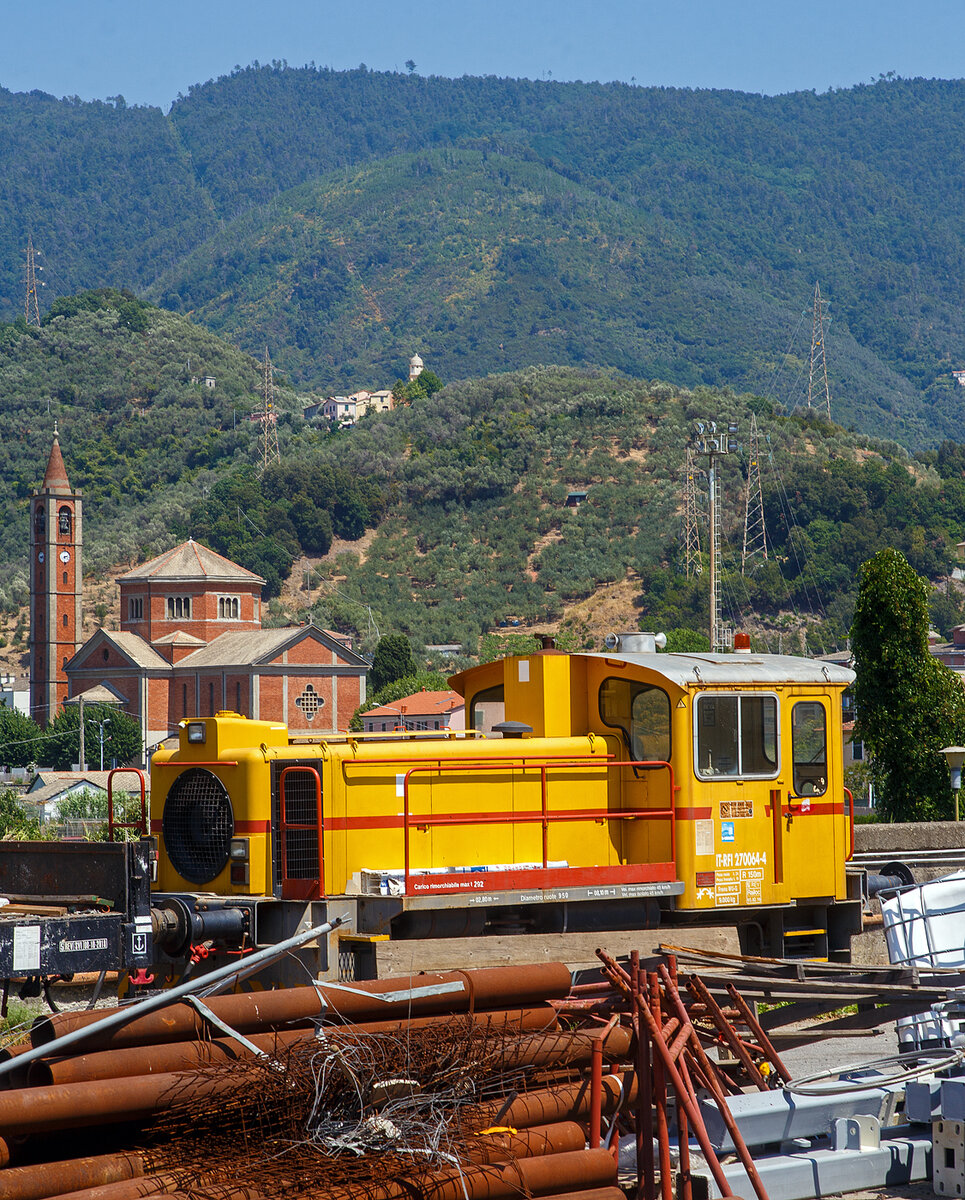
940;747;965;821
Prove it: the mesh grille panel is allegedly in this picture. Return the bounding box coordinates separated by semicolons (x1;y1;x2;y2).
163;768;233;885
282;769;321;881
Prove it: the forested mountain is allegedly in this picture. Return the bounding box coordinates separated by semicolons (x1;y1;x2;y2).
5;70;965;445
3;292;965;661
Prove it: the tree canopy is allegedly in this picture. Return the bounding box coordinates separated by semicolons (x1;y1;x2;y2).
369;635;418;695
851;548;965;821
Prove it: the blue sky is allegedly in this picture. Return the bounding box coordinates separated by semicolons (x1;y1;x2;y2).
1;0;963;108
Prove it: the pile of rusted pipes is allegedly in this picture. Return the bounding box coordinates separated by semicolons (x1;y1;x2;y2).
0;963;637;1200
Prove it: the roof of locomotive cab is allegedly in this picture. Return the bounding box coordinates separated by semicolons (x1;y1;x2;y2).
580;650;854;688
449;651;854;694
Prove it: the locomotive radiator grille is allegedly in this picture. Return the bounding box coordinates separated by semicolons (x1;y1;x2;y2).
162;768;234;885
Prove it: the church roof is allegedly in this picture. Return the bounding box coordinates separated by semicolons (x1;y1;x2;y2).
119;541;265;586
176;625;368;670
100;631;171;669
151;631;206;647
64;682;126;706
40;435;71;493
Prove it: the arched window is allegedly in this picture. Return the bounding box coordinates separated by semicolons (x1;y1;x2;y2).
35;507;45;535
58;506;72;536
62;614;68;628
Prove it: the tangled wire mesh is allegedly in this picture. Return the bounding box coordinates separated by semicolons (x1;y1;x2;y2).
140;1015;581;1198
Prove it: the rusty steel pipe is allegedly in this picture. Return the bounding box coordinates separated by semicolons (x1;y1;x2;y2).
0;1155;145;1200
29;1028;310;1087
500;1027;631;1075
631;951;654;1200
35;1174;184;1200
408;1147;619;1200
33;1009;566;1092
32;964;572;1052
0;1070;245;1136
472;1072;635;1129
534;1192;626;1200
589;1037;603;1149
649;972;672;1200
465;1122;588;1164
152;1190;263;1200
46;1124;584;1200
30;1009;560;1087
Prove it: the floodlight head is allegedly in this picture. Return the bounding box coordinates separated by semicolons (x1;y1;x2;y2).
941;746;965;791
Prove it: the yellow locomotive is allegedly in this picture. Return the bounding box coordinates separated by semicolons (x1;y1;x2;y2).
147;632;865;977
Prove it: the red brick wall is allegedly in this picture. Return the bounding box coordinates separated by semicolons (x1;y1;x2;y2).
120;581;261;643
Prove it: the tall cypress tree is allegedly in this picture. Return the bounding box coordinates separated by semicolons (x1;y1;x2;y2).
851;548;965;821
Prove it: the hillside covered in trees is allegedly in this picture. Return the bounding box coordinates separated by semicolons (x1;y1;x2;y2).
5;70;965;445
4;293;965;659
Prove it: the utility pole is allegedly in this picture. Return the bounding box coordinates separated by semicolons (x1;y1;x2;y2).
741;414;768;574
78;694;86;772
683;447;702;579
690;421;738;652
259;346;280;474
807;282;832;421
23;236;42;328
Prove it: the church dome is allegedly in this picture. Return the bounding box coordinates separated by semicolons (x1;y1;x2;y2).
409;353;424;367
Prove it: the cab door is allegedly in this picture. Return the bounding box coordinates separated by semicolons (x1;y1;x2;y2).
782;697;836;900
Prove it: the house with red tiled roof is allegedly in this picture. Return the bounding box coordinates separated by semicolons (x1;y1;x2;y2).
361;689;465;733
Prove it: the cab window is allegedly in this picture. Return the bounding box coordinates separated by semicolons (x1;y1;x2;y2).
792;701;828;796
695;693;778;778
600;678;671;763
470;685;505;735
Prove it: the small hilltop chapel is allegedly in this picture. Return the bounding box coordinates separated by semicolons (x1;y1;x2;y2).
30;433;368;761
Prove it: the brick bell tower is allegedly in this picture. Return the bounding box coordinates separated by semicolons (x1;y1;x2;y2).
30;426;83;726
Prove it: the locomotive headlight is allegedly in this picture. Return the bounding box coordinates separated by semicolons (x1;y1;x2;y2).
229;837;250;887
186;722;206;744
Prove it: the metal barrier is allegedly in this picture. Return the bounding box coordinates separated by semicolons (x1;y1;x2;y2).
395;755;676;894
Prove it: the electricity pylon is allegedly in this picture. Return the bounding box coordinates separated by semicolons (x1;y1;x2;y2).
683;447;702;578
807;282;832;420
741;414;768;574
23;236;42;327
259;346;280;473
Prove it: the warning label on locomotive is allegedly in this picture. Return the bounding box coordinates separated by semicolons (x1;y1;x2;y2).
59;938;110;954
720;800;753;820
709;866;766;906
694;820;714;857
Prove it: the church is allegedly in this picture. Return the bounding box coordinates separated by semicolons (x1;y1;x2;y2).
30;434;369;761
